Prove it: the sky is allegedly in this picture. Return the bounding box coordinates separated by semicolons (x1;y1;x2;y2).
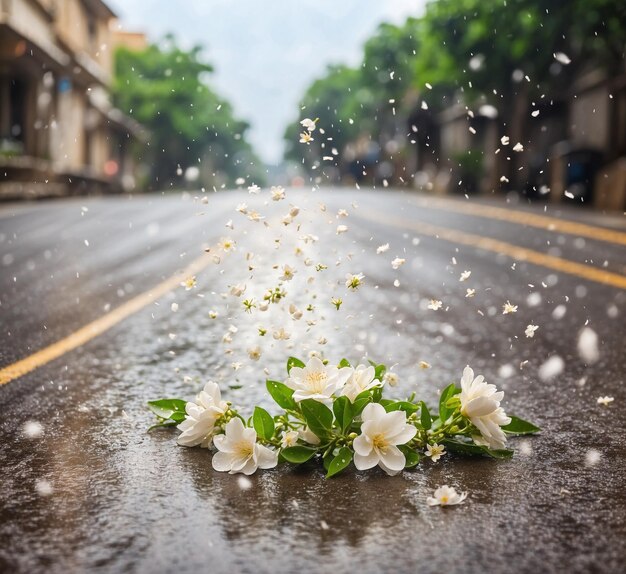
108;0;426;165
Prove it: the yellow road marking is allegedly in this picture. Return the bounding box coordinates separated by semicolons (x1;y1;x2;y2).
410;196;626;246
0;255;212;386
359;209;626;290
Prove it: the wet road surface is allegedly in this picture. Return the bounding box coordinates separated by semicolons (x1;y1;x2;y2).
0;189;625;573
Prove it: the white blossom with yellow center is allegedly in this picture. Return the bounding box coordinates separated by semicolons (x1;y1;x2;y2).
426;485;467;506
212;418;277;475
285;356;352;404
353;403;417;476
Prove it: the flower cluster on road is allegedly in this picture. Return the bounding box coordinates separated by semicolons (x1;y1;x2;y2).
148;358;539;482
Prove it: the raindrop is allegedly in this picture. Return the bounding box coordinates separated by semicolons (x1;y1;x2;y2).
538;355;564;381
577;327;600;364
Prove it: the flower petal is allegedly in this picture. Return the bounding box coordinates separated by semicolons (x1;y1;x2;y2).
388;424;417;446
212;451;233;472
354;450;380;470
378;445;405;473
361;402;386;422
464;396;498;418
352;434;372;456
256;445;278;469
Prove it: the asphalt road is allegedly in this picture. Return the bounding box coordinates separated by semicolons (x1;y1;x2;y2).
0;188;625;574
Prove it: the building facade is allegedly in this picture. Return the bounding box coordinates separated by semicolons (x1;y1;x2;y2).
0;0;143;199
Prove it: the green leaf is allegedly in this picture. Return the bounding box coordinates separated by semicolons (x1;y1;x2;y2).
326;447;353;478
323;450;334;472
442;439;513;459
420;401;432;430
398;445;420;468
266;380;296;410
253;406;275;441
338;358;351;369
332;396;354;434
287;356;305;374
502;415;541;435
300;399;334;440
352;391;373;416
281;446;317;464
438;383;459;422
384;400;419;415
147;399;187;422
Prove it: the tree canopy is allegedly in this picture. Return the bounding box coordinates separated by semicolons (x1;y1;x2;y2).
113;36;265;189
284;0;626;178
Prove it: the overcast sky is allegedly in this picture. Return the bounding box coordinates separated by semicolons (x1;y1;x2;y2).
108;0;426;165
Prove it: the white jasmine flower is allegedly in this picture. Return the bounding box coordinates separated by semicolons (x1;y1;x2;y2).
391;257;406;270
345;273;364;290
383;372;398;387
218;237;236;252
597;396;614;406
336;224;348;234
353;403;417;476
177;381;228;448
247;184;261;194
502;301;518;314
271;186;286;201
465;288;476;298
230;283;246;297
299;131;313;144
428;299;443;311
525;324;539;338
500;135;510;146
300;118;317;132
273;327;291;340
425;443;445;462
289;304;303;320
247;210;264;222
171;302;179;312
247;346;262;361
180;275;197;290
459;366;511;450
459;270;471;281
299;426;321;445
280;264;296;281
212;418;277;475
342;364;379;402
426;485;467;506
281;430;300;448
285;356;352;404
376;243;390;254
512;142;524;152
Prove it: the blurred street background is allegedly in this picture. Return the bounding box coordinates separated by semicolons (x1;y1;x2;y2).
1;0;626;208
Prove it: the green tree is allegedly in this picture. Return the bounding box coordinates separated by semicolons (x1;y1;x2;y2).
113;36;264;189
